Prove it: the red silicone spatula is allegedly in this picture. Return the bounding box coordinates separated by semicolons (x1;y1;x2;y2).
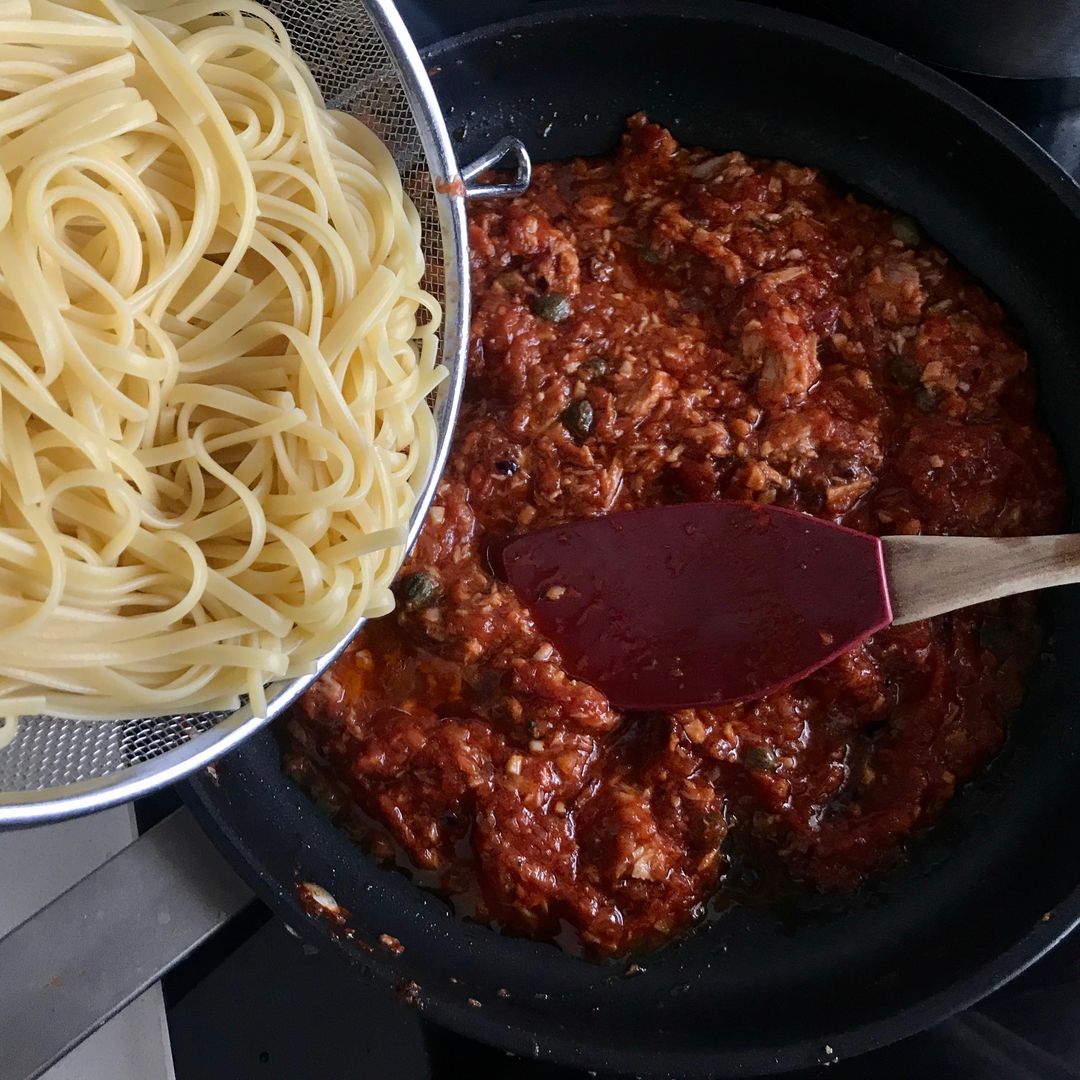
493;501;1080;710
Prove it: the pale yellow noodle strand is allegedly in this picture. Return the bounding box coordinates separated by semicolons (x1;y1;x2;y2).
0;0;443;742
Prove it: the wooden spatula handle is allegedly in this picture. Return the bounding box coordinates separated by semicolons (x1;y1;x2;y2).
882;533;1080;625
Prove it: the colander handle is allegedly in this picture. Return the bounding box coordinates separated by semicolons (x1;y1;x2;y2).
0;809;252;1080
459;137;531;199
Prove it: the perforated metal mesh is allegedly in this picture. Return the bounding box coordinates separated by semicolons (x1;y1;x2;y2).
0;0;461;814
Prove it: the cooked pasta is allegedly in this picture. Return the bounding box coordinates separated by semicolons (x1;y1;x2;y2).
0;0;442;743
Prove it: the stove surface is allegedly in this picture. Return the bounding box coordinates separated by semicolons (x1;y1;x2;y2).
164;3;1080;1077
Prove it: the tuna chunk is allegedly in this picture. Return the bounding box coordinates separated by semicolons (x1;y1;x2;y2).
741;314;820;407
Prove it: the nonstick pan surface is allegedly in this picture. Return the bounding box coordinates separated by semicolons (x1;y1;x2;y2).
184;5;1080;1076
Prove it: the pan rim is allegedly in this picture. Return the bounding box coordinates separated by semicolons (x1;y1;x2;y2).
187;2;1080;1075
425;0;1080;220
184;769;1080;1078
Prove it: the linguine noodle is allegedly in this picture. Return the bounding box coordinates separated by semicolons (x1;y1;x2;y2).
0;0;442;744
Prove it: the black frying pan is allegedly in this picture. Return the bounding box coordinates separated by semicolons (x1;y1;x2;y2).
183;4;1080;1076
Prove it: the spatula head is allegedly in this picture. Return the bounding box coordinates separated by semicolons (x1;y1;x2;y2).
494;502;893;710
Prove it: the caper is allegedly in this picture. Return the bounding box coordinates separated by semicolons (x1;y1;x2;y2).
638;245;663;265
888;355;921;389
914;386;940;414
744;745;779;773
561;398;594;442
693;810;726;847
892;215;921;247
494;459;519;476
581;355;609;379
532;292;572;323
398;570;438;612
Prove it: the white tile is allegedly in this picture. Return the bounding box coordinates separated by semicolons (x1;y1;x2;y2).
0;807;175;1080
45;986;175;1080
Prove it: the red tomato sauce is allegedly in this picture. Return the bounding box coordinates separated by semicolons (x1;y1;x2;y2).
286;116;1066;956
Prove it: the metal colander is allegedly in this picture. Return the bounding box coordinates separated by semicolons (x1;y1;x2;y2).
0;0;529;825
